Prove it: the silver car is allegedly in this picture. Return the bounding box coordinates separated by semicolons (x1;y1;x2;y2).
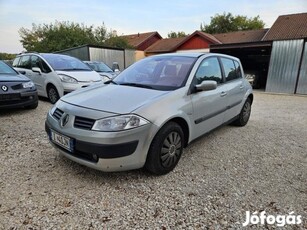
45;53;253;175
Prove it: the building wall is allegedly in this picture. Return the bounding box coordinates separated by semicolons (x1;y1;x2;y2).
177;35;211;50
266;39;305;94
296;40;307;94
89;47;125;70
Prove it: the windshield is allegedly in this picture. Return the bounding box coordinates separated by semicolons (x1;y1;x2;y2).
114;56;196;91
41;54;92;71
87;62;113;72
0;61;18;75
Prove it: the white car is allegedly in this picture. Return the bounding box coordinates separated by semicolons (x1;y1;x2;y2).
13;53;102;103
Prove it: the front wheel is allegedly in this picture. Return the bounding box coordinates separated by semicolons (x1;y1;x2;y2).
47;85;59;104
145;122;184;175
232;98;252;126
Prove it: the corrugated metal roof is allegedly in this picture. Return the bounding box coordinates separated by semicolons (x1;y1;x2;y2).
213;29;269;44
120;32;162;48
263;13;307;41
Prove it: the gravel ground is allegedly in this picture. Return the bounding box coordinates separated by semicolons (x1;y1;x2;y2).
0;92;306;229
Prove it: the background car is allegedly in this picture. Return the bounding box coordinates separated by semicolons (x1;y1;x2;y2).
45;53;253;175
0;60;38;109
84;61;118;81
13;53;102;104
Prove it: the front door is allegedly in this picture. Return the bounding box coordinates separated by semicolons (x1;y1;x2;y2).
190;57;228;139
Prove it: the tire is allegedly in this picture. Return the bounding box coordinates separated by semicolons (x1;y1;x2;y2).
145;122;184;175
47;85;60;104
25;101;38;109
232;98;252;126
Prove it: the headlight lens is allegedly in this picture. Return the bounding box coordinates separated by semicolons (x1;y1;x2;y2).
92;115;149;131
59;74;78;83
22;81;35;88
101;75;111;82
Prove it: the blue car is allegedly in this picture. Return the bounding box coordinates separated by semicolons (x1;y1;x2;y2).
0;60;38;109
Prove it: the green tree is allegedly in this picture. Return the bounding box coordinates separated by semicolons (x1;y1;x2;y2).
0;53;16;60
167;31;187;38
200;12;265;34
18;21;130;52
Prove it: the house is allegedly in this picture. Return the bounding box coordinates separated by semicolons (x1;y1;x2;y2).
120;32;162;51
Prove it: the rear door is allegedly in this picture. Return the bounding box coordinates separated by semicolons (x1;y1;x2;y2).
190;56;228;139
219;57;246;122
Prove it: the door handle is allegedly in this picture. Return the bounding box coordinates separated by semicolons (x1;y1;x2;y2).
220;91;227;97
239;85;244;89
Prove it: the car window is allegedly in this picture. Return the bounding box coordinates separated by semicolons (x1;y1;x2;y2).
0;61;18;74
12;57;20;67
18;55;31;69
234;60;242;78
41;54;91;71
221;57;239;82
114;56;196;91
31;55;51;73
195;57;222;84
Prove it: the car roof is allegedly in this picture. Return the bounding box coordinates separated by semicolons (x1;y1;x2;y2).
156;52;208;58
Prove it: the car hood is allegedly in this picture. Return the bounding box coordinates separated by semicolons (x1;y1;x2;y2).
61;84;170;114
0;73;30;82
56;70;101;82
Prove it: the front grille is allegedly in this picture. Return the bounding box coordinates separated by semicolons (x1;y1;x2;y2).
53;108;64;120
74;116;95;130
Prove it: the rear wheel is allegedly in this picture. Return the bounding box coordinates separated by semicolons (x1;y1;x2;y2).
145;122;184;175
233;98;252;126
47;85;59;104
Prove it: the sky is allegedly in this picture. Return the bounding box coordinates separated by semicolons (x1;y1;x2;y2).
0;0;306;53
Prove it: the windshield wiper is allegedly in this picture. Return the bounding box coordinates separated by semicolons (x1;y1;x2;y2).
119;82;153;89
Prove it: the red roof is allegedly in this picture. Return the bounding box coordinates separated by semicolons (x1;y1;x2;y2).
262;13;307;41
213;29;269;44
120;32;162;48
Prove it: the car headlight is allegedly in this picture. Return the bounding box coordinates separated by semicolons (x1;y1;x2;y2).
101;75;111;82
92;114;149;131
22;81;35;88
58;74;78;83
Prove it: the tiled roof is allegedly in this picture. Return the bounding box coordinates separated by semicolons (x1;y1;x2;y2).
213;29;269;44
120;32;162;48
195;31;222;44
145;37;186;53
262;13;307;41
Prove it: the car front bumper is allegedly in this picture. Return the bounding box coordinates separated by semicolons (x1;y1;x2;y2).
0;90;38;109
45;105;158;172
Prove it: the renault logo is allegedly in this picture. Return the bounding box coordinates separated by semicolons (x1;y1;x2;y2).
60;114;69;127
1;85;8;92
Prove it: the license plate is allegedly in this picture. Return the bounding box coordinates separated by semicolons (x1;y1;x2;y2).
50;130;73;152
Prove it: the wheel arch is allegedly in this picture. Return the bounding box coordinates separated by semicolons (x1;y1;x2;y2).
166;117;190;147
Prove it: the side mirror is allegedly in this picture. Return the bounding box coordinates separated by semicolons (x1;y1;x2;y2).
18;70;26;75
32;67;42;75
195;80;217;92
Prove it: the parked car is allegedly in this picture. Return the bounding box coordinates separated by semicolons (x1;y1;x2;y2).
13;53;102;104
245;70;260;89
0;60;38;109
45;53;253;175
84;61;118;81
